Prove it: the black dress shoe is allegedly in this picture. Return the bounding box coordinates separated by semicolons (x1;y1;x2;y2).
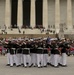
22;65;27;68
38;66;41;68
54;66;59;68
10;66;13;67
16;65;19;67
21;63;24;66
13;63;16;66
44;65;47;67
59;63;62;66
62;65;67;67
16;65;20;67
6;64;10;66
22;64;24;67
50;64;54;67
40;66;43;68
33;65;36;67
47;63;50;65
29;65;32;68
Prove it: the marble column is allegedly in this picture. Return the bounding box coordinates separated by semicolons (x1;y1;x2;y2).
17;0;23;28
30;0;35;28
5;0;11;29
55;0;60;33
67;0;72;30
43;0;48;29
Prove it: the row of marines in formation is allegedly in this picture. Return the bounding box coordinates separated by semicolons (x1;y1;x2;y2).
4;38;70;68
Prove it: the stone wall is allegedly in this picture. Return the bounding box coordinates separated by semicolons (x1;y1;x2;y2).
0;0;5;29
0;34;56;38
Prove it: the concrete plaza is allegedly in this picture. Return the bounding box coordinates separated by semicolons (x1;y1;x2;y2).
0;55;74;75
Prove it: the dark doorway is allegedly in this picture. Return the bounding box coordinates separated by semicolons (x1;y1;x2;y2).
23;0;31;28
11;0;18;28
35;0;43;28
